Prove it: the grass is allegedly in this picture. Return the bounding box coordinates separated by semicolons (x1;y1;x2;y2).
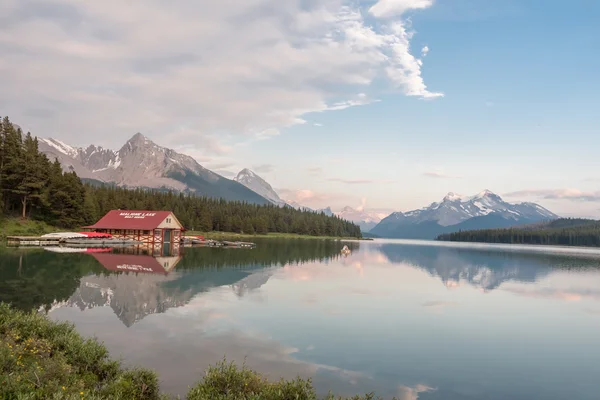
1;303;391;400
0;218;59;240
185;231;368;241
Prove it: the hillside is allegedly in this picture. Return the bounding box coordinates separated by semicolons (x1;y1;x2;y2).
38;133;269;205
436;218;600;247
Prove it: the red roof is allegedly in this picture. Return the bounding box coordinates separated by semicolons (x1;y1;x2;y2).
90;253;168;274
84;210;179;230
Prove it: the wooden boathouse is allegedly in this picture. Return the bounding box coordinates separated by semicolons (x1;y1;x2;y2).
83;210;184;254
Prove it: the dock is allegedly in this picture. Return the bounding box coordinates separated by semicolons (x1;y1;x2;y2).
6;236;61;247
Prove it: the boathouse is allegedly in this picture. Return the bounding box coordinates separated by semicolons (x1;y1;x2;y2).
84;210;184;253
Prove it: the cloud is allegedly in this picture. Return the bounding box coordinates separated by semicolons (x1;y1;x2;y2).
307;167;323;176
370;0;435;19
421;46;429;56
278;188;347;208
422;169;462;179
313;123;323;127
252;164;275;174
214;170;237;178
328;178;394;184
0;0;442;152
504;189;600;202
325;93;380;111
206;162;236;170
279;189;332;203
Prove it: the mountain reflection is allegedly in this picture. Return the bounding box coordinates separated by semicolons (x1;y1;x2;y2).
377;242;600;290
0;239;358;326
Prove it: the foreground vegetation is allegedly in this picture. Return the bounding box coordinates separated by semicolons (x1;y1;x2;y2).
436;218;600;247
0;116;361;239
1;304;392;399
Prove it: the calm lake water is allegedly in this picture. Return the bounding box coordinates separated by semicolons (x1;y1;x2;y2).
2;239;600;399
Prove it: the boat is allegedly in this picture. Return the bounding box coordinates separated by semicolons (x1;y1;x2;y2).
41;232;87;239
61;232;140;246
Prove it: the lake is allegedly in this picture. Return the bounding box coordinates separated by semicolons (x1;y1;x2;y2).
2;238;600;399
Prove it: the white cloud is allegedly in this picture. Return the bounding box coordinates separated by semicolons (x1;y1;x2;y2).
252;164;275;174
421;45;430;56
313;123;323;127
0;0;442;154
423;169;462;179
328;177;395;184
504;189;600;202
369;0;435;19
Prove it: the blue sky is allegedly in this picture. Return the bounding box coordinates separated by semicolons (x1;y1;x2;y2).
1;0;599;217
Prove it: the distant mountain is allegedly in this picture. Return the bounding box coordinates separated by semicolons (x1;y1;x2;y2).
233;169;286;206
38;134;269;204
371;190;558;239
317;207;334;216
231;169;388;230
336;206;388;232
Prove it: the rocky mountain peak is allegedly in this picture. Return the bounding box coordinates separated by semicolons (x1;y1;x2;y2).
443;192;463;202
121;132;153;153
234;168;285;206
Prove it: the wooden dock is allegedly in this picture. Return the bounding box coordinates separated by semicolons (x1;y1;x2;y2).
6;236;61;247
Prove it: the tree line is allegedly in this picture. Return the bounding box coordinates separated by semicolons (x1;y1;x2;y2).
0;116;361;238
436;218;600;247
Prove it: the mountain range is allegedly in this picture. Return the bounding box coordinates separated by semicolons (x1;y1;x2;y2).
39;135;557;236
370;190;558;239
38;134;270;205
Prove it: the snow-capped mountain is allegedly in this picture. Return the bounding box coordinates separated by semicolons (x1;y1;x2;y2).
336;206;389;232
371;190;558;239
38;134;269;204
234;169;286;206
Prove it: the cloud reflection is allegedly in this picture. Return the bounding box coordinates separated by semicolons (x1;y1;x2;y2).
398;384;436;400
504;287;600;303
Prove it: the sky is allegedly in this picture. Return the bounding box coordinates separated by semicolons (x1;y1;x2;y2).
1;0;599;217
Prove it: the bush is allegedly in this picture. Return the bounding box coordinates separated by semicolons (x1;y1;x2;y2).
1;303;392;400
186;359;390;400
0;303;161;400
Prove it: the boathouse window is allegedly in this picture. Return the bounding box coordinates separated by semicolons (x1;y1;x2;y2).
143;230;150;235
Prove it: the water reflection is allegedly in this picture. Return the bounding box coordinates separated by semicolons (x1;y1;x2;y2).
378;241;600;291
2;239;600;399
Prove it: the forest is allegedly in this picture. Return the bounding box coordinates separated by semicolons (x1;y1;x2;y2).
436;218;600;247
0;116;361;238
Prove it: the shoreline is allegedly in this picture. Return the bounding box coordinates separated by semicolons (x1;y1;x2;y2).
184;231;370;241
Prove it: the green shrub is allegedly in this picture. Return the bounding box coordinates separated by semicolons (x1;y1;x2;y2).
0;303;161;400
1;303;393;400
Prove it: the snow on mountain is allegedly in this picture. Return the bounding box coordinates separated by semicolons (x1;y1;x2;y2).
38;134;269;204
395;189;556;227
234;168;286;206
371;190;558;239
336;206;389;232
